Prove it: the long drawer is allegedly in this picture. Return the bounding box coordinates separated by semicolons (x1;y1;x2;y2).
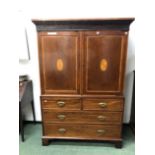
41;98;81;110
43;124;122;140
43;111;122;124
83;99;123;111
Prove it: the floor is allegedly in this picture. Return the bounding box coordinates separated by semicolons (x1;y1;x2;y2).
19;124;135;155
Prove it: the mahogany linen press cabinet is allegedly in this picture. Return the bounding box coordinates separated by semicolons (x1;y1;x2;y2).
32;18;134;148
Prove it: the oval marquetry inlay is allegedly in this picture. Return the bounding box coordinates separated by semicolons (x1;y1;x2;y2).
56;59;63;71
100;59;108;71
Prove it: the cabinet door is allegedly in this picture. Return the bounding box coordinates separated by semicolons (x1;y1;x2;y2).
39;32;80;94
83;31;128;95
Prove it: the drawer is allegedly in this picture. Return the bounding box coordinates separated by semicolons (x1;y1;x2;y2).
83;99;123;111
41;98;81;110
43;111;122;124
44;124;121;139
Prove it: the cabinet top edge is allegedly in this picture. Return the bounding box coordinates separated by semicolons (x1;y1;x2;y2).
32;18;135;31
32;17;135;23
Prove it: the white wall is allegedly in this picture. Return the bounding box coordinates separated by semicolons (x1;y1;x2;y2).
19;0;135;123
19;16;41;120
124;24;135;123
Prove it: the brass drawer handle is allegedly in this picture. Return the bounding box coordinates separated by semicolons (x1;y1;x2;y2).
44;100;47;102
57;101;65;107
58;128;66;133
97;115;106;121
98;102;107;108
97;129;105;134
57;114;66;120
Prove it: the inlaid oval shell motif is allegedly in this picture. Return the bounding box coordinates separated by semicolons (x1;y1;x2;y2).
56;59;63;71
100;59;108;71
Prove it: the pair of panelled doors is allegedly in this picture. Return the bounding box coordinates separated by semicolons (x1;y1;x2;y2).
38;31;127;95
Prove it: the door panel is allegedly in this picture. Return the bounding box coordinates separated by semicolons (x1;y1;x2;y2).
39;32;80;94
83;31;127;94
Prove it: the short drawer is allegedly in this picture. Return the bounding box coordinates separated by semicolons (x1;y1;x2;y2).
83;99;123;111
43;111;122;124
44;124;122;139
41;98;81;110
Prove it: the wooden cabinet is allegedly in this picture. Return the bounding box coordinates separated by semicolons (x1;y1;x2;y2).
33;18;134;148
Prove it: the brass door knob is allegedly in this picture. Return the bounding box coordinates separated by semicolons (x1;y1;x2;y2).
57;115;66;120
57;101;65;107
97;115;106;121
97;129;105;134
98;102;107;108
58;128;66;133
